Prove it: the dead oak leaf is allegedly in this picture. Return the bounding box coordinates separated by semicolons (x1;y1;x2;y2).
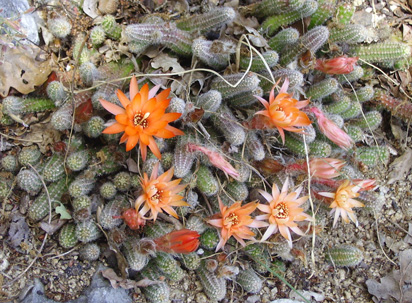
387;148;412;184
0;44;52;97
101;268;160;289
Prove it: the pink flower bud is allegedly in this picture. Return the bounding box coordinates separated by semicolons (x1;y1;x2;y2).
315;56;359;75
309;107;353;150
309;158;345;179
186;143;240;179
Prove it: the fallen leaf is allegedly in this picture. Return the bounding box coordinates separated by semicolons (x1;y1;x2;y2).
55;203;72;220
8;213;30;249
387;148;412;184
151;53;185;74
0;44;52;97
39;219;67;235
101;268;160;289
82;0;100;18
19;122;62;153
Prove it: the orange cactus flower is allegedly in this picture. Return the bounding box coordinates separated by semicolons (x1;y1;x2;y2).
154;229;200;254
99;76;184;160
309;158;345;179
207;198;267;251
318;179;366;227
252;78;311;144
315;56;358;75
256;179;312;247
135;163;188;221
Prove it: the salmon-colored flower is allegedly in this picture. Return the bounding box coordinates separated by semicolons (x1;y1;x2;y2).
256;179;312;247
315;56;359;75
310;107;353;150
113;208;146;230
135;163;188;221
99;76;184;160
318;179;365;227
309;158;345;179
207;198;267;251
251;78;311;144
186;143;240;179
154;229;200;254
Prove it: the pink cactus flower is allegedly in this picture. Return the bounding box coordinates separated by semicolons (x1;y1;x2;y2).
309;107;353;150
315;56;359;75
309;158;345;179
186;143;240;179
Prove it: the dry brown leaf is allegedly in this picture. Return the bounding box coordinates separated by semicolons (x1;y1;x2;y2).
151;53;185;74
101;268;160;289
39;219;67;235
19;122;62;153
387;148;412;184
0;44;52;97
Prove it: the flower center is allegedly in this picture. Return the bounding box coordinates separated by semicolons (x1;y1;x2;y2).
150;187;163;204
133;111;150;128
273;202;289;220
225;212;240;228
336;192;349;206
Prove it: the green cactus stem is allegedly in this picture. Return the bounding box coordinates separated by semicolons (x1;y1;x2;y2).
244;244;271;274
236;267;263;294
123;239;150;271
196;261;226;301
349;111;382;131
75;220;102;243
42;154;65;182
99;196;129;230
196;165;219;196
210;72;260;100
59;223;78;249
329;24;367;44
349;85;374;103
308;140;332;157
335;2;355;24
154;252;185;282
192;38;235;70
239;50;279;72
195;90;222;119
337;65;364;83
340;101;362;120
200;228;219;251
346;125;364;142
250;0;305;18
308;0;337;29
323;95;352;115
2;96;55;115
356;146;389;167
326;245;363;267
101;15;122;40
211;105;245;146
268;28;299;53
306;78;339;100
349;42;411;63
79;243;100;261
47;81;68;106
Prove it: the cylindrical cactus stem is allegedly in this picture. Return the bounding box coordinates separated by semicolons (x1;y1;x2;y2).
200;228;219;251
48;17;72;39
236;267;263;294
186;214;207;235
260;0;318;36
349;110;382;131
123;239;150;271
83;116;105;138
239;50;279;72
79;243;100;261
225;86;263;108
79;62;99;87
128;40;150;55
68;175;96;198
337;65;364;83
72;195;92;212
329;24;367;44
349;85;374;103
246;131;265;161
225;181;248;201
244;244;271;274
349;42;411;63
2;96;55;115
196;261;226;301
346;125;364;143
306;78;339;100
99;197;129;230
308;0;337;29
101;15;122;40
375;92;412;122
89;25;106;46
167;97;186;121
326;245;363;267
192;37;235;70
51;104;73;131
181;252;201;270
196;165;219;196
335;2;355;24
195;90;222;119
28;177;71;221
144;221;174;239
140;265;170;303
59;223;78;249
43;154;65;182
47;81;68;107
66;150;89;172
211;105;245;146
1;155;18;172
357;190;385;212
268;28;299;53
290;125;316;144
261;69;304;94
154;252;185;282
355;146;390;167
176;7;235;34
308;140;332;157
210;72;260;100
340;101;362;120
18;146;42;167
75;220;102;243
323;95;351;115
283;133;308;156
113;171;131;192
17;169;42;195
250;0;305;18
174;135;196;178
280;26;329;66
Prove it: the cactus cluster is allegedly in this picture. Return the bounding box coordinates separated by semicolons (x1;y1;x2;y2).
1;1;409;302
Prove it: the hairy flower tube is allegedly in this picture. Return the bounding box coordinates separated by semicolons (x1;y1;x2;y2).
315;56;359;75
154;229;200;254
99;76;184;160
309;107;353;150
250;78;311;143
207;198;267;251
186;143;240;179
113;208;146;230
318;179;367;227
256;179;312;247
135;163;188;221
